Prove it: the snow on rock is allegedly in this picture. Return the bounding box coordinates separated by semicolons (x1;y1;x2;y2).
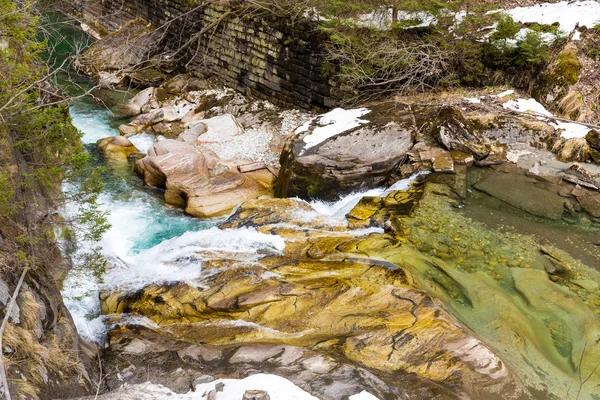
194;374;319;400
496;89;514;98
502;98;553;117
550;120;591;139
87;375;321;399
297;108;371;152
506;1;600;33
502;97;591;138
349;391;382;400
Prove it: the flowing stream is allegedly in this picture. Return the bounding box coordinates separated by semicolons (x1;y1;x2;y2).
42;11;600;400
42;14;394;343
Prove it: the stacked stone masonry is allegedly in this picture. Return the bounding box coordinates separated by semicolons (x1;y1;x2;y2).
72;0;342;109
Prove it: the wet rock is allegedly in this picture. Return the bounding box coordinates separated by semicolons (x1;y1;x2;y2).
97;136;139;161
116;87;155;117
473;169;567;220
419;147;455;173
576;192;600;218
587;130;600;150
242;390;270;400
276;105;415;200
129;68;167;87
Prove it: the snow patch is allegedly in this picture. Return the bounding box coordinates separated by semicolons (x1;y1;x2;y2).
502;98;553;117
502;97;591;138
298;108;371;152
194;374;319;400
572;30;582;41
349;391;382;400
507;1;600;33
550;120;591;139
496;89;514;98
464;97;481;104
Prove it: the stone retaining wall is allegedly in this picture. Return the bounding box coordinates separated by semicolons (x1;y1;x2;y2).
68;0;342;109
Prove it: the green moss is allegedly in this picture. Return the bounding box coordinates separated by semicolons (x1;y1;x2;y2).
555;48;581;85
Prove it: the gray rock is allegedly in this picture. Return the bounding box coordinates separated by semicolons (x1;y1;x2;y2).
193;375;215;386
242;390;271;400
215;382;225;392
276;105;415;200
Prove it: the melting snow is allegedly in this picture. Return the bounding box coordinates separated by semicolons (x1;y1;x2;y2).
496;90;514;98
507;1;600;33
502;98;553;117
550;120;591;139
502;97;591;138
88;374;320;400
349;391;382;400
298;108;371;152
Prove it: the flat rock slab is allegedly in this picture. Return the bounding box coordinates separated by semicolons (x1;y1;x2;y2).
474;172;566;220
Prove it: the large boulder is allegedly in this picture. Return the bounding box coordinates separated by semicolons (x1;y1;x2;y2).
416;105;490;158
275;105;415;200
76;19;164;87
134;139;276;218
96;136;139;161
115;87;155;117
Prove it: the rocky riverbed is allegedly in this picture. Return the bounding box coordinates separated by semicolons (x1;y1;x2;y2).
50;8;600;400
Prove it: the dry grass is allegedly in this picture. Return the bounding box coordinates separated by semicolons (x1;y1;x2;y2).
552;137;591;162
20;289;42;333
559;91;583;120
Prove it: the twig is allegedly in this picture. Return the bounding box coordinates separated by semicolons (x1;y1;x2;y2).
0;264;29;400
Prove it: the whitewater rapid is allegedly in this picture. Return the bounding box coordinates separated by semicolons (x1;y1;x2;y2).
63;93;426;343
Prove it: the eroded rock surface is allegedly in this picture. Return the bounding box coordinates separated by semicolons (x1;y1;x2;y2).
134;138;276;218
97;172;600;400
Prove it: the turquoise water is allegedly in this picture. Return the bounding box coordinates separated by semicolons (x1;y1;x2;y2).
44;13;217;341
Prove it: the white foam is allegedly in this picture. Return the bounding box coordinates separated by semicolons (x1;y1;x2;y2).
299;108;371;152
102;227;285;291
302;171;429;226
128;133;156;154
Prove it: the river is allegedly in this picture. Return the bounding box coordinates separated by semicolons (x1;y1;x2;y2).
42;11;600;400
